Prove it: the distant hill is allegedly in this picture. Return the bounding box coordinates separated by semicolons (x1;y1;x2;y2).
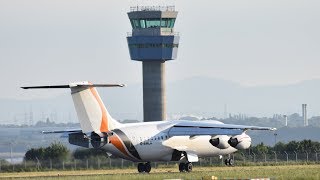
167;77;320;118
0;77;320;124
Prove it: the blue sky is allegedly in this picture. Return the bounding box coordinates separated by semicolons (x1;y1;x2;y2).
0;0;319;99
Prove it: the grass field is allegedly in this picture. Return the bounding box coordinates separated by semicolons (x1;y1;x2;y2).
1;164;319;179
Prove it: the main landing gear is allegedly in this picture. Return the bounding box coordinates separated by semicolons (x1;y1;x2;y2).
137;162;151;173
179;162;193;172
137;162;193;173
224;158;234;166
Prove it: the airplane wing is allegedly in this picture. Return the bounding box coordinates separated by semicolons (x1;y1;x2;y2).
168;120;276;136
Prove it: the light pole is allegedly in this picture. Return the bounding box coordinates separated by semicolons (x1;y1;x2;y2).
10;142;13;164
9;140;17;165
274;132;278;146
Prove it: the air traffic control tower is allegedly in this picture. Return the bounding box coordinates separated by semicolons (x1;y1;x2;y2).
127;6;180;122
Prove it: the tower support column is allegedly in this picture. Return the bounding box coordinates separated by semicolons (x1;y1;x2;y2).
143;61;166;121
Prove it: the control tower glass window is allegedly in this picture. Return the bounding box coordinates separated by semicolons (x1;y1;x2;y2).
146;19;161;28
130;18;176;29
131;19;140;28
140;19;146;28
161;18;176;28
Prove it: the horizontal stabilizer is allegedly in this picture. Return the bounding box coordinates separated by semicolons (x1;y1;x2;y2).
42;129;82;134
21;85;69;89
21;83;125;89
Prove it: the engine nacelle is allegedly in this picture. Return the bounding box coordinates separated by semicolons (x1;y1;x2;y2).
90;132;109;149
228;133;251;150
209;135;231;149
68;132;89;148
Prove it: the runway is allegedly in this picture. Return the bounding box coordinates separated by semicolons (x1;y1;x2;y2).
0;165;319;179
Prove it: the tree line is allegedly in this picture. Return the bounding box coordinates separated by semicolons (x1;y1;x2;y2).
24;142;108;162
24;139;320;162
249;139;320;155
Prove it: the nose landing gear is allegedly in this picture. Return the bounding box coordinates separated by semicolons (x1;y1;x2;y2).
224;158;234;166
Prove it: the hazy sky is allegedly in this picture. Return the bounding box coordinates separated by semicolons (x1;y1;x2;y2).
1;0;320;99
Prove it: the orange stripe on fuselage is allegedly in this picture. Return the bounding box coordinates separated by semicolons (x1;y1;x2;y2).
109;134;130;157
89;87;108;132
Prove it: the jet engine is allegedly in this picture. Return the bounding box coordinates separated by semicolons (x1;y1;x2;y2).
68;132;89;148
68;131;111;149
90;132;110;149
209;135;231;149
228;133;251;150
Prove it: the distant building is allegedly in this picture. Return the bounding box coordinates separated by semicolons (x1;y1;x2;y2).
302;104;308;126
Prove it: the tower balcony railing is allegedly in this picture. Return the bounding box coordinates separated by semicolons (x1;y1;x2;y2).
130;6;175;12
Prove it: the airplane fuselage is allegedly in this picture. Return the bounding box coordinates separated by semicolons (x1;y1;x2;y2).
102;120;239;162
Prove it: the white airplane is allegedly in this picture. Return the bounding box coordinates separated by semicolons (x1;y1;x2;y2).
22;81;276;173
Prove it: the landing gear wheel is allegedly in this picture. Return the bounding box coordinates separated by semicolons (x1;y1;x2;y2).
224;159;229;166
137;162;152;173
179;163;185;172
145;162;151;173
137;163;145;173
228;158;234;166
224;158;234;166
185;162;193;172
179;162;192;172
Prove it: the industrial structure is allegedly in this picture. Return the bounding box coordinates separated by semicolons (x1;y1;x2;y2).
126;6;180;122
283;115;288;127
302;104;308;126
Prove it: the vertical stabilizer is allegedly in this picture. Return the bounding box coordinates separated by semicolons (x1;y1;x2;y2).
70;82;121;134
21;81;124;135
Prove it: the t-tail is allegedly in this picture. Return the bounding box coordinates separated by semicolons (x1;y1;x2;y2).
21;81;124;136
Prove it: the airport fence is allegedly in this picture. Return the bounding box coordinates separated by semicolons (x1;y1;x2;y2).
0;152;319;172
